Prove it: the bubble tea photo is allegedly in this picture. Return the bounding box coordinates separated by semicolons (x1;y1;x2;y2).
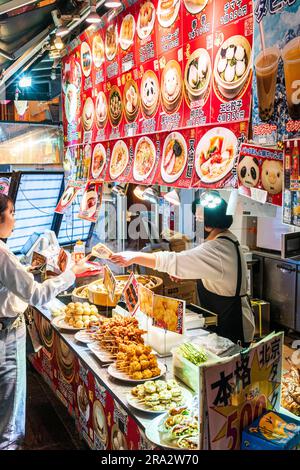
255;47;280;121
282;36;300;120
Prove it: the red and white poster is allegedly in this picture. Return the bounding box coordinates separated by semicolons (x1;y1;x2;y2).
106;77;124;141
156;0;183;56
105;137;134;184
78;180;103;223
55;181;84;214
237;143;283;206
136;0;158;65
89;141;109;181
155;128;196;188
119;4;137;74
182;0;214;46
211;14;253;125
94;83;109;142
182;35;213;128
131;134;159;185
104;16;120;80
152;294;185;334
192;121;248;188
122;67;141;138
158;46;184;131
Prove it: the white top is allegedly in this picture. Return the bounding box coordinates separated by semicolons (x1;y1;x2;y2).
0;240;76;319
154;231;255;342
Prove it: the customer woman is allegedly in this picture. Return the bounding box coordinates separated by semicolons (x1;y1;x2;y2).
110;198;255;346
0;193;87;450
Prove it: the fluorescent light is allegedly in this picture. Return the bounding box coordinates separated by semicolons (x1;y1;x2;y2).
164;189;180;206
19;76;32;88
200;190;222;208
105;1;122;7
86;5;101;23
133;185;146;200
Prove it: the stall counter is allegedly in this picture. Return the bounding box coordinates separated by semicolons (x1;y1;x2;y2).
28;298;188;450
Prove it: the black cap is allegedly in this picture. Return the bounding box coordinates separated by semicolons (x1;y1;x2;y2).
204;199;233;229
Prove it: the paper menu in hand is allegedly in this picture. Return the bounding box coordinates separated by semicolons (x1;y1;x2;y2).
103;264;117;302
91;243;113;259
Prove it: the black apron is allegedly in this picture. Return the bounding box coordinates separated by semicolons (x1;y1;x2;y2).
197;236;245;344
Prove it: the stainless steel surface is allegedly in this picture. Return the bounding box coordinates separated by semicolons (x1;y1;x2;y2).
263;258;296;329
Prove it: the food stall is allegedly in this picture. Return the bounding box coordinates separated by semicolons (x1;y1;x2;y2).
0;0;300;452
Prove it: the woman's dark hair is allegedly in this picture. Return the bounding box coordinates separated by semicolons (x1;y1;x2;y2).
0;193;13;222
204;199;233;230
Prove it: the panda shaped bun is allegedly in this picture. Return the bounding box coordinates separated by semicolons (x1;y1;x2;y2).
237;155;259;188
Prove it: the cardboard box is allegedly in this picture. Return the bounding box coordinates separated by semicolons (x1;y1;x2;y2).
251;299;270;338
241;410;300;450
163;281;198;305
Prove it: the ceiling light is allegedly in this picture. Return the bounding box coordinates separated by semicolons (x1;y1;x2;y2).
142;187;159;204
104;1;122;7
133;185;146;200
19;76;32;88
86;5;101;24
164;189;180;206
54;36;64;50
200;191;222;209
56;25;70;37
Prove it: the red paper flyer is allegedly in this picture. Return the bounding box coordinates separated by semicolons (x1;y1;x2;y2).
79;180;103;223
192;121;248;189
55;181;84;214
156;0;183;56
105;137;134;183
123;272;139;316
138;59;161;135
211;14;253;124
136;0;158;66
89;141;109;181
119;4;137;74
122;68;141;138
158;47;184;131
155;128;196;188
131;134;159;185
152;294;185;335
62;49;83;146
213;0;253;30
182;0;214;46
237;143;283;207
106;77;124;141
182;35;213;128
104;17;120;80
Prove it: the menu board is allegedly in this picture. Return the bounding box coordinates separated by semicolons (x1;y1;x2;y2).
252;0;300;145
237;143;283;207
62;0;254;190
283;138;300;226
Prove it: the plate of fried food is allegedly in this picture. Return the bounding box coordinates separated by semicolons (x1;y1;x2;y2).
51;302;101;331
127;379;193;414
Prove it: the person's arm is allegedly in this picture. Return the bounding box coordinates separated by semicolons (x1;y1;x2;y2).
110;243;224;281
0;250;77;307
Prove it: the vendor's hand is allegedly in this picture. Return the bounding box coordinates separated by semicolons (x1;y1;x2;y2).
110;252;136;267
169;275;183;283
71;256;91;275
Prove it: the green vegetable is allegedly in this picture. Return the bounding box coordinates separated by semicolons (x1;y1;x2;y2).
178;343;208;366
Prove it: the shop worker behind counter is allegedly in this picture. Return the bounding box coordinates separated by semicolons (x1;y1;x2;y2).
0;194;88;450
110;198;255;347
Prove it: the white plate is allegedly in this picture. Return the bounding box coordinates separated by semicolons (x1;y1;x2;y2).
145;413;181;449
126;386;193;414
105;24;118;61
119;14;135;51
161;132;187;183
183;0;208;15
195;127;238;183
109;140;129;179
92;35;104;68
107;362;167;383
88;341;115;364
133;136;156;182
51;315;84;332
77;384;90;421
137;2;156;40
74;330;95;344
157;0;180;28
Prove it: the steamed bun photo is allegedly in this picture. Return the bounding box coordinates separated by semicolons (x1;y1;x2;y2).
261;160;283;195
237;155;259;188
